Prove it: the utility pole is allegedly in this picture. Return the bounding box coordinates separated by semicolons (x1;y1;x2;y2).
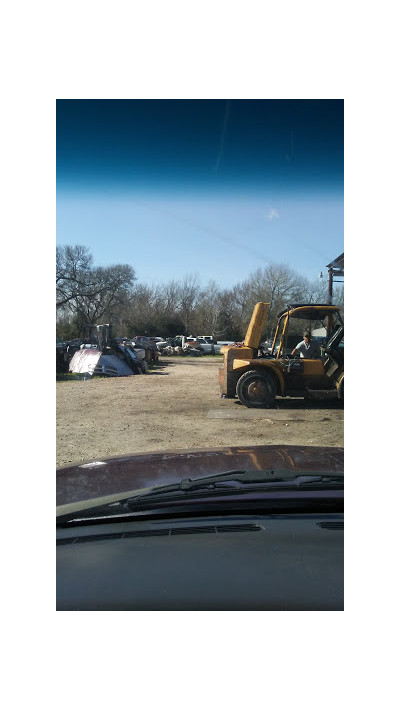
325;253;344;334
328;266;333;305
326;253;344;305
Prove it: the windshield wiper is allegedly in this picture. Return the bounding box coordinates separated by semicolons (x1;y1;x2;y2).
57;468;343;523
126;468;343;500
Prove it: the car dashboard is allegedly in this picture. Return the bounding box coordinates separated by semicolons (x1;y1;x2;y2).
57;512;344;610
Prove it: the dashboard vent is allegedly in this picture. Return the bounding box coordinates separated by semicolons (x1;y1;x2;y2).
57;523;262;545
317;521;344;530
170;526;216;535
216;524;262;533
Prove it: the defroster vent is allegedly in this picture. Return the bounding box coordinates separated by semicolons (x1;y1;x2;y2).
57;523;263;545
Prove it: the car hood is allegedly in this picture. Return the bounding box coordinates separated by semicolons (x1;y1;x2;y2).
56;445;343;507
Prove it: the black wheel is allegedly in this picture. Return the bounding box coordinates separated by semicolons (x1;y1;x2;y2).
236;369;277;408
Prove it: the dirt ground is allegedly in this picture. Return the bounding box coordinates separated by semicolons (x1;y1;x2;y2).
56;356;344;468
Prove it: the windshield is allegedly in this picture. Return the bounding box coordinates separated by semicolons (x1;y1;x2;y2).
57;99;344;497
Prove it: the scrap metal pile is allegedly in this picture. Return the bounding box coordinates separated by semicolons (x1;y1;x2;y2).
56;325;155;378
56;327;231;377
155;335;226;356
158;343;202;357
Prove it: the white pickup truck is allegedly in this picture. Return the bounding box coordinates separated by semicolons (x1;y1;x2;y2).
187;337;235;354
184;337;215;353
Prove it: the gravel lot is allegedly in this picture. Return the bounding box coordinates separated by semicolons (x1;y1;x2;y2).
56;356;344;468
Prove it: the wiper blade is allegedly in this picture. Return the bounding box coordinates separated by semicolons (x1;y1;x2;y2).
57;468;343;523
126;469;343;501
57;469;344;523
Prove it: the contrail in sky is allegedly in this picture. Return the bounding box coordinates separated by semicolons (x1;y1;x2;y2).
131;196;330;265
132;196;271;263
214;100;231;171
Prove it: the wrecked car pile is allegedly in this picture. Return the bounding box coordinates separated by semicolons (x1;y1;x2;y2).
69;345;147;378
155;335;227;356
56;338;89;373
114;337;160;363
127;337;160;363
57;327;226;377
159;343;202;357
63;325;148;379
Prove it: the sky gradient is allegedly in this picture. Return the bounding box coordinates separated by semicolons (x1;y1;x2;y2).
56;99;343;287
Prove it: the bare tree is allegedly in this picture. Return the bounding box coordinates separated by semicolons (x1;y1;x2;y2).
57;248;343;340
122;283;159;333
56;245;136;326
72;264;136;323
191;281;223;336
247;264;302;313
177;274;201;333
161;280;181;316
56;245;94;308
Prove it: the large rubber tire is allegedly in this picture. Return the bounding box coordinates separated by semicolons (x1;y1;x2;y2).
236;369;277;408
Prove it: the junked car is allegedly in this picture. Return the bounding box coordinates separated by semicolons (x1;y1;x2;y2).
191;337;215;354
130;337;160;363
69;342;147;378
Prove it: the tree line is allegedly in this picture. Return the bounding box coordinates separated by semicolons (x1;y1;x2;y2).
56;244;344;341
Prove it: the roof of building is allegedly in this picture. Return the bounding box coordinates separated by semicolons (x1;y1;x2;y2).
326;252;344;270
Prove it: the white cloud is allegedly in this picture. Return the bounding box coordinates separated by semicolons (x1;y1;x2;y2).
267;208;280;220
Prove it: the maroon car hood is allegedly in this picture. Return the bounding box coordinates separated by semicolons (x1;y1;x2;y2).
56;445;343;507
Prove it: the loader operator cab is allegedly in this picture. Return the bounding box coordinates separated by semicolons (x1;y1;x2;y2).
270;304;343;361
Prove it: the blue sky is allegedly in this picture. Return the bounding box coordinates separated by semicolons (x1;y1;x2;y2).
57;100;343;287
